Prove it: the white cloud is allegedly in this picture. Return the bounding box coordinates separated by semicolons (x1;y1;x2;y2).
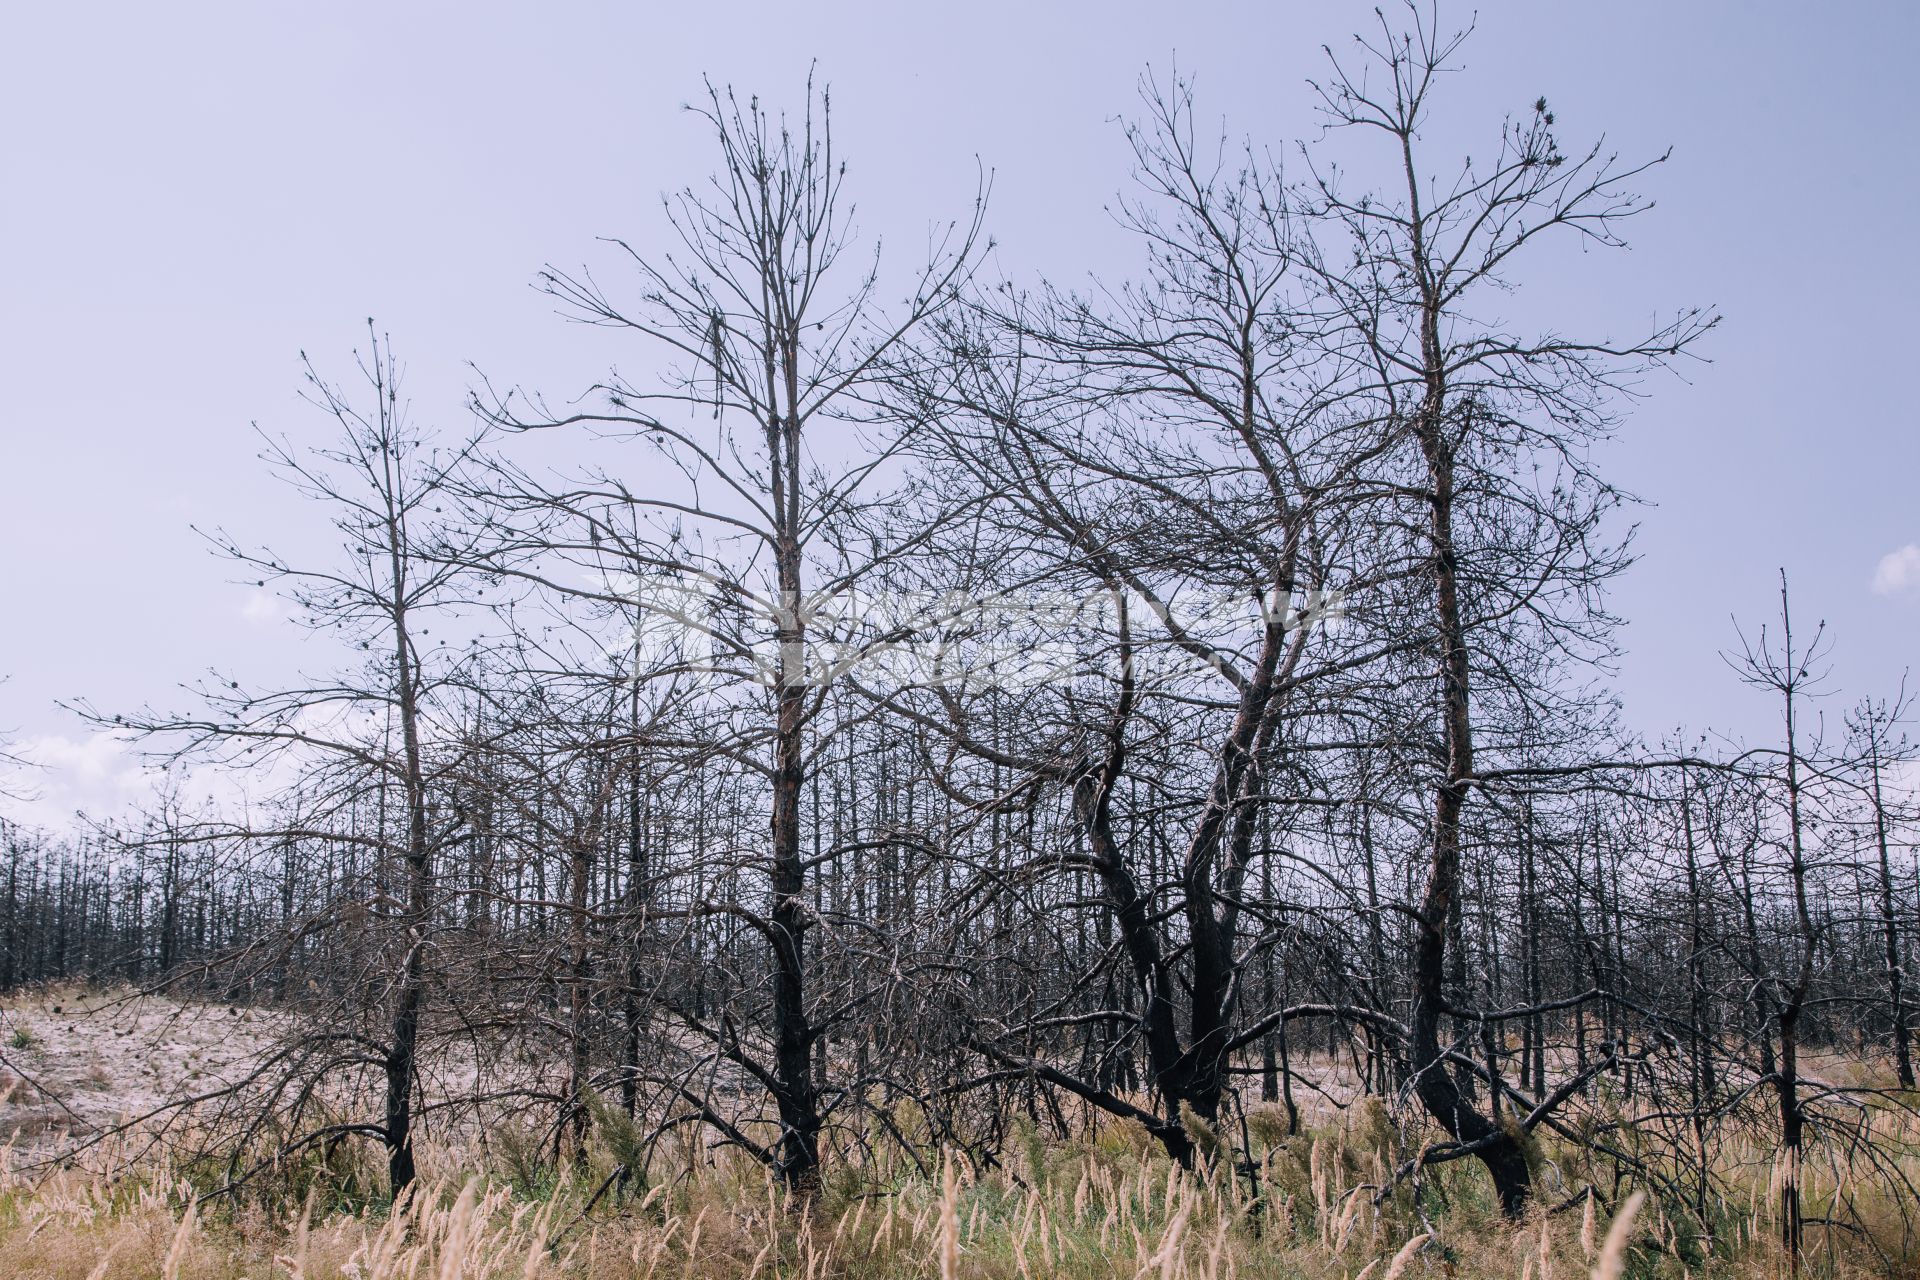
0;726;298;831
0;698;434;833
1872;544;1920;596
240;590;288;626
0;730;153;827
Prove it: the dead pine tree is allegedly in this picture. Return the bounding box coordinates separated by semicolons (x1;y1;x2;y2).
82;329;489;1200
1299;3;1714;1215
1725;572;1833;1267
470;75;983;1193
1843;686;1917;1090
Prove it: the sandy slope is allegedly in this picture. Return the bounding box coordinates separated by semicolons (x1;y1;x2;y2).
0;985;272;1155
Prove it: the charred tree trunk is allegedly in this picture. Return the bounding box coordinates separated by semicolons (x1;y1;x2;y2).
1408;400;1531;1217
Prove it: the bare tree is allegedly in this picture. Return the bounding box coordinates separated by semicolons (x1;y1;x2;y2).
888;71;1395;1169
1726;574;1830;1265
1844;686;1916;1090
82;329;490;1198
1299;3;1715;1213
469;78;983;1190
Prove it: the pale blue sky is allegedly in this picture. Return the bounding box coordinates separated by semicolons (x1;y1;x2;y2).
2;1;1916;822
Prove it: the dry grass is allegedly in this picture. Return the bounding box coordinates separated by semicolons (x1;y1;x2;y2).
0;1099;1909;1279
0;988;1914;1278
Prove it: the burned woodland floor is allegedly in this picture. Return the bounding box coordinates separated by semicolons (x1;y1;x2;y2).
0;984;276;1159
0;985;1913;1278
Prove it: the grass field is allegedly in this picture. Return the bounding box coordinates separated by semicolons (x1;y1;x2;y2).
2;986;1913;1278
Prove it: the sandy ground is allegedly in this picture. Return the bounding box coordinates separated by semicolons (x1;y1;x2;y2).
0;984;275;1157
0;983;696;1173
